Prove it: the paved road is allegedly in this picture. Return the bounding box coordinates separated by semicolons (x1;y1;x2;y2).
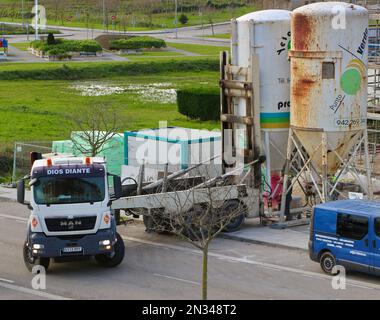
2;21;230;44
1;22;229;63
1;200;380;300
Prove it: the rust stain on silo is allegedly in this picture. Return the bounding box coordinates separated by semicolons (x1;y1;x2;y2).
291;58;318;127
292;13;313;51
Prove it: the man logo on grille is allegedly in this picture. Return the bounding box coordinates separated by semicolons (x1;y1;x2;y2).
60;219;82;230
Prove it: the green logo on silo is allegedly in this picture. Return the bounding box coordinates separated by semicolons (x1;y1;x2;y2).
340;59;365;95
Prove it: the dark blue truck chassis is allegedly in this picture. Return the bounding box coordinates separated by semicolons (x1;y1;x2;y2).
27;227;117;258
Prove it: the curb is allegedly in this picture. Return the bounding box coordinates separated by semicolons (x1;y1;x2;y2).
219;233;308;253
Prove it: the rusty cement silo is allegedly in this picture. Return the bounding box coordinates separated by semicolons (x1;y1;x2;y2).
280;2;373;210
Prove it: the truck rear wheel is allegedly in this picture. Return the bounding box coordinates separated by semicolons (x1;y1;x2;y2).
23;241;50;272
95;233;125;268
222;200;246;233
143;212;171;234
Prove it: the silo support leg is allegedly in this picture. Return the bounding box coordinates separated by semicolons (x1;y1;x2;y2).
321;132;328;202
364;129;374;200
279;129;293;222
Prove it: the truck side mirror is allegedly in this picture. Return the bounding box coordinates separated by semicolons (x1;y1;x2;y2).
17;180;25;204
30;152;42;166
113;175;122;199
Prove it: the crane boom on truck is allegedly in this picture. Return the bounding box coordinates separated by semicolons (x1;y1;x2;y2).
17;154;125;272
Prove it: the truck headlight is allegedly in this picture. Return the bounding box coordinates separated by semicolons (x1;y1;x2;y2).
99;240;110;246
99;239;112;250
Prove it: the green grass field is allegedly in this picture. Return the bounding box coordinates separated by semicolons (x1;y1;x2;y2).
0;70;220;143
201;33;231;39
166;43;229;55
0;4;256;30
9;42;30;51
121;50;184;58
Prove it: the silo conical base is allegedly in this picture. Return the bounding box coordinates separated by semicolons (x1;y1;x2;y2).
293;129;362;175
279;128;373;222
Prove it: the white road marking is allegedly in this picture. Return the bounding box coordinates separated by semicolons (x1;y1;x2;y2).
348;283;375;290
122;236;380;291
0;277;14;283
0;281;71;300
0;214;28;222
153;273;200;286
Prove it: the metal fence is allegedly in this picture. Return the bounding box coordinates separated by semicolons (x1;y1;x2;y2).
11;142;52;183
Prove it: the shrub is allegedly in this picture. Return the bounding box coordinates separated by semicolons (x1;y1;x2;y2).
0;59;219;80
177;87;220;121
0;147;13;180
30;39;101;54
46;48;71;60
47;48;66;56
110;36;166;50
77;40;102;53
179;14;189;25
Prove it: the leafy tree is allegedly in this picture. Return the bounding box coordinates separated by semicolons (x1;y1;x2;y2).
47;33;55;45
179;13;189;25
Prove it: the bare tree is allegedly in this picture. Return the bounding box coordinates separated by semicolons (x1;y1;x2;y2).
64;103;130;157
145;165;253;300
137;0;161;28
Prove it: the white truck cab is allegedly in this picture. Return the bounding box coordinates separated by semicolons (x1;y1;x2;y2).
17;155;125;272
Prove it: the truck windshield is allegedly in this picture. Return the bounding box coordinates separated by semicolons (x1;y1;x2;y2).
33;176;105;205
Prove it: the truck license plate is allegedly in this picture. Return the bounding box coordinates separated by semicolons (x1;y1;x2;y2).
62;246;82;253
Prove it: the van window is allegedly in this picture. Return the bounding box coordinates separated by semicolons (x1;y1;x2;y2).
337;213;368;240
375;218;380;237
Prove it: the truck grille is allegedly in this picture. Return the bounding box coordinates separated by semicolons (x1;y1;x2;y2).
45;216;97;232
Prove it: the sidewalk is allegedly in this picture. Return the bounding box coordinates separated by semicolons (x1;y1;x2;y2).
220;218;310;252
0;185;309;251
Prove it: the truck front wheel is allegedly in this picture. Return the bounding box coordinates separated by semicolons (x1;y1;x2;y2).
95;233;125;268
23;241;50;272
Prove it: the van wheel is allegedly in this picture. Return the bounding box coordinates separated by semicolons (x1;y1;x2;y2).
23;241;50;272
95;233;125;268
320;251;337;275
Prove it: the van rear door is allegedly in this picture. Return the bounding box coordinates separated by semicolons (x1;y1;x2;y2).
335;212;371;273
369;217;380;275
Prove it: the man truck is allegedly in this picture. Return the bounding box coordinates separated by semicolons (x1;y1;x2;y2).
17;154;125;272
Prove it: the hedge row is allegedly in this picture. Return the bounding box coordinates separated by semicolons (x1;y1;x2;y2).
110;36;166;50
0;24;60;35
30;39;102;55
0;59;219;80
177;87;220;121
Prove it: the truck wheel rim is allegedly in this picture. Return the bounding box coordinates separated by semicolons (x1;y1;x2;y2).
26;246;35;264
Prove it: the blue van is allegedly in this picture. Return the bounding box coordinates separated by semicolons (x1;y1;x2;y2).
309;200;380;275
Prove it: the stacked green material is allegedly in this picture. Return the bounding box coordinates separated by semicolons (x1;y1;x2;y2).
51;140;74;154
52;132;124;176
